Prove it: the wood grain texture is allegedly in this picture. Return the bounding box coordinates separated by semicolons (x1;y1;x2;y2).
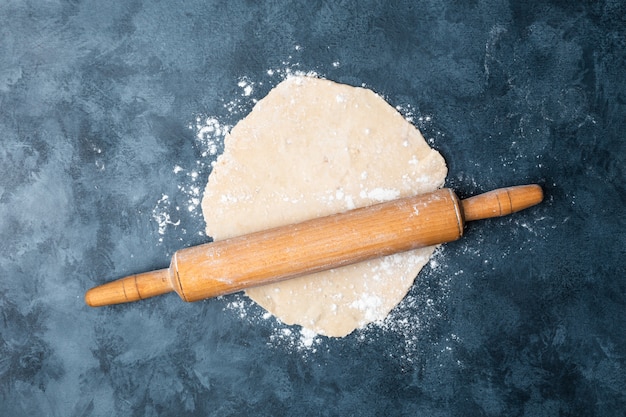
172;188;463;301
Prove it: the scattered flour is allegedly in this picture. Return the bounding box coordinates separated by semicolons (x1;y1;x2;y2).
151;115;232;240
151;194;180;242
194;116;229;158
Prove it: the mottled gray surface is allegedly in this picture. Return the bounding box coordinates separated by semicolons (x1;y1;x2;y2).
1;0;625;415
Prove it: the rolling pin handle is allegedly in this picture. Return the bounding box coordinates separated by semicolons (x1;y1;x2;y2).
84;268;174;307
460;184;543;222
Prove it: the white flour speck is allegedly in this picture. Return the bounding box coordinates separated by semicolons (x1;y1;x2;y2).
350;293;384;322
195;117;230;157
360;188;400;202
299;328;318;348
238;78;254;97
152;194;181;241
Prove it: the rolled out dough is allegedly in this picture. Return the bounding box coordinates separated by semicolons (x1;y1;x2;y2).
201;76;447;337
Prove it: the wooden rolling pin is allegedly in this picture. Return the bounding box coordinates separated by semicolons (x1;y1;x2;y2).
85;184;543;307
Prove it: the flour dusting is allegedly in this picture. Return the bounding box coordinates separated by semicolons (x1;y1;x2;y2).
359;187;400;202
223;292;322;352
152;194;180;242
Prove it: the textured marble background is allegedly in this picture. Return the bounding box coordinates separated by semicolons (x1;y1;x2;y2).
1;0;625;415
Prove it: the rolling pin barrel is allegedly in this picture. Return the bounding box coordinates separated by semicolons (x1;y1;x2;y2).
172;188;464;302
84;184;543;307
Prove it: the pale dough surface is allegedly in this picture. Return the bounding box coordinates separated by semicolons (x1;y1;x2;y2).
201;76;447;337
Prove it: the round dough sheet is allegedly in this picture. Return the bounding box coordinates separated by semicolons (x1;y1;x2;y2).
201;76;447;337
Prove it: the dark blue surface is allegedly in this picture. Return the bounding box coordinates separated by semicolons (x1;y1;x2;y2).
1;1;625;415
